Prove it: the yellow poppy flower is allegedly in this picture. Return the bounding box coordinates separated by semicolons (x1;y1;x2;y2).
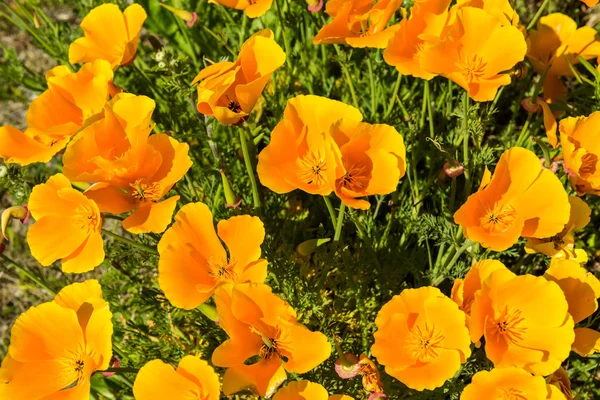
453;0;520;27
582;0;598;5
383;0;452;79
527;13;600;101
559;112;600;195
133;356;220;400
63;94;192;234
157;202;267;309
0;280;112;399
454;147;570;252
469;272;574;375
26;174;104;273
420;6;527;101
547;367;572;400
0;60;114;165
460;367;550;400
313;0;402;48
544;259;600;357
526;196;591;262
69;3;147;68
273;380;354;400
257;95;362;196
331;120;406;209
372;286;471;391
192;29;286;125
212;283;331;397
208;0;273;18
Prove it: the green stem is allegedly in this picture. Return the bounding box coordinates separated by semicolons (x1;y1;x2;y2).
333;45;359;109
384;71;402;119
102;229;158;255
100;367;139;373
331;203;346;256
433;239;473;286
526;0;551;31
322;196;338;229
0;253;55;294
462;93;472;197
274;0;292;65
366;52;376;118
238;128;262;213
516;114;532;147
425;80;435;138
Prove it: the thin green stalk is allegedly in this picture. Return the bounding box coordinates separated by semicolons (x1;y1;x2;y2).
275;0;292;65
333;45;359;109
384;71;402;119
433;239;473;286
238;128;262;213
322;196;338;229
516;114;532;147
462;93;472;197
1;253;55;294
331;203;346;256
200;24;236;56
425;80;435;137
526;0;551;31
366;52;377;118
100;367;139;373
102;229;158;255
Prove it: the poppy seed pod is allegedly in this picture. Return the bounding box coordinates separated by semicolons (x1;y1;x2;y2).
1;205;30;241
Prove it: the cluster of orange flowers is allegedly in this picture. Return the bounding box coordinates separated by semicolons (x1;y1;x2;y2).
1;0;600;399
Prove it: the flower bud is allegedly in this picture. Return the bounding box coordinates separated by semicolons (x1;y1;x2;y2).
368;394;388;400
1;204;30;241
521;97;541;113
198;303;219;325
220;169;241;209
160;4;198;27
443;160;464;178
306;0;324;12
296;238;331;257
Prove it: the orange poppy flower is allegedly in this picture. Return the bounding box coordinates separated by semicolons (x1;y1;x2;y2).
383;0;452;79
69;3;147;69
257;95;362;196
208;0;273;18
62;94;192;234
0;60;115;165
372;286;471;391
521;97;559;148
212;283;331;397
527;13;600;101
273;380;354;400
526;196;591;263
469;273;574;375
460;367;550;400
582;0;599;5
454;147;570;252
547;367;572;400
26;174;104;273
559;112;600;195
420;6;527;101
452;0;520;26
357;354;384;394
451;259;514;327
157;202;267;309
133;356;220;400
313;0;402;48
192;29;286;125
544;259;600;357
331;120;406;209
0;280;112;399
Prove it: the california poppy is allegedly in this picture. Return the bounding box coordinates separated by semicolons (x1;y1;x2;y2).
527;13;600;101
313;0;402;48
544;259;600;357
469;272;574;375
460;367;550;400
0;280;112;399
0;60;115;165
63;94;192;234
133;356;220;400
452;0;520;26
451;259;514;327
454;147;570;252
212;283;331;397
521;97;559;148
257;95;362;196
547;367;572;400
372;286;471;391
26;174;104;273
69;3;147;69
158;202;267;309
331;120;406;209
526;196;591;263
273;380;353;400
383;0;451;79
581;0;598;5
193;29;286;125
559;112;600;195
420;6;527;101
209;0;273;18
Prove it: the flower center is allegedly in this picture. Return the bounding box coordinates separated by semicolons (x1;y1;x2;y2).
206;256;238;283
74;204;100;234
499;388;528;400
338;164;368;193
480;204;518;235
228;99;242;113
297;152;328;186
459;54;488;83
130;179;162;202
406;324;445;362
491;307;527;345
